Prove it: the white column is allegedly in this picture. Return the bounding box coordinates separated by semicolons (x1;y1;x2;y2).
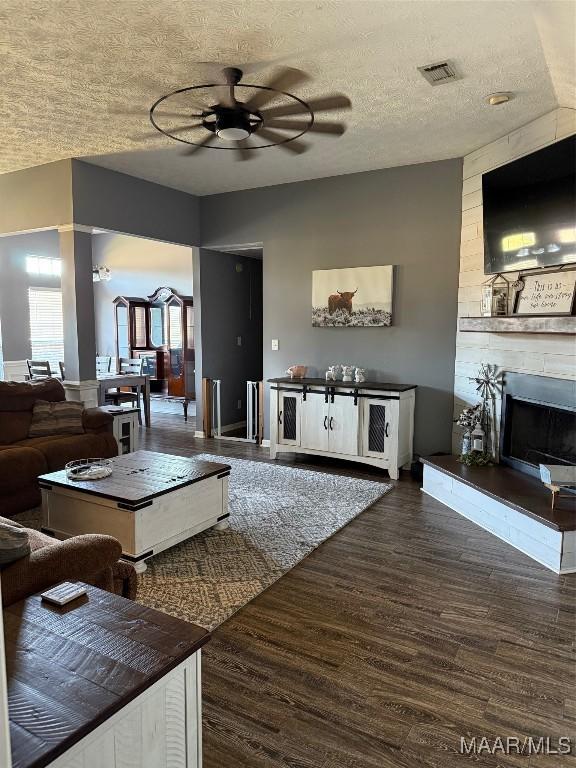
58;225;99;408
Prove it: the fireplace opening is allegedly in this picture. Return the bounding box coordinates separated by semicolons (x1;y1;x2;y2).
507;399;575;466
500;372;576;480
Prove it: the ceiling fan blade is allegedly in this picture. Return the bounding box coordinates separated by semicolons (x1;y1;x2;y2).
265;119;346;136
256;128;308;154
110;107;204;118
261;94;351;120
234;141;256;161
129;131;171;141
155;109;206;118
180;132;217;156
130;123;204;141
163;123;204;134
244;67;311;112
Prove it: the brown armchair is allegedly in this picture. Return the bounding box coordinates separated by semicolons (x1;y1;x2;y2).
0;516;137;606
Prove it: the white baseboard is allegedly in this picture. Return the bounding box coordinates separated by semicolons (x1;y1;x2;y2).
260;439;270;448
194;430;206;439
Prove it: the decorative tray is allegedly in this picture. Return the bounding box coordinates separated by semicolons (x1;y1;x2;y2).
65;458;113;481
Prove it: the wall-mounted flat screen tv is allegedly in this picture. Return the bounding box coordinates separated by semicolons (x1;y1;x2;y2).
483;134;576;274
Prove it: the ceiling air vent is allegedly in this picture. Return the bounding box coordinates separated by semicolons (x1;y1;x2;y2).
417;61;459;86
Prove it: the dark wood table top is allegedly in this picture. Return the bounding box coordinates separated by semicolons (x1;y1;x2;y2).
268;377;417;392
421;454;576;531
5;585;210;768
38;450;231;506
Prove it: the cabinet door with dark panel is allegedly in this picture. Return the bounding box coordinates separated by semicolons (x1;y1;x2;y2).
278;390;301;446
361;397;398;462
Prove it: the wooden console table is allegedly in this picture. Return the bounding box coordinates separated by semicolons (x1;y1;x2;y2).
5;585;210;768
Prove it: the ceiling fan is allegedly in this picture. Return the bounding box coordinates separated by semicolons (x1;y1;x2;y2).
113;66;351;160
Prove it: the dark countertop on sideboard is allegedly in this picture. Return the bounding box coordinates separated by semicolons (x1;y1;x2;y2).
5;585;210;768
268;377;417;392
421;454;576;532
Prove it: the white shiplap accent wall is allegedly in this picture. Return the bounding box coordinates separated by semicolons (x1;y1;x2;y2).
453;107;576;452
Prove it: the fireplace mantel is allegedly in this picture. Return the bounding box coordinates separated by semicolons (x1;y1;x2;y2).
459;316;576;334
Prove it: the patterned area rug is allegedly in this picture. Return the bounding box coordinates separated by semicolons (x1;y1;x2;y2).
137;454;392;630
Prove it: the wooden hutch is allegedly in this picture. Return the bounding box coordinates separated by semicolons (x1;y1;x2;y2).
113;287;195;397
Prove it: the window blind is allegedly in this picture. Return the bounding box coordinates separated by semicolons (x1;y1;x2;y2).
169;305;183;349
133;306;147;347
28;287;64;373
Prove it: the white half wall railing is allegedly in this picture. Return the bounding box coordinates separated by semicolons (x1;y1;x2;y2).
246;381;259;441
2;360;29;382
211;379;222;438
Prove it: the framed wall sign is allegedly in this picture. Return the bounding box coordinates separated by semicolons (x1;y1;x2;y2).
513;268;576;316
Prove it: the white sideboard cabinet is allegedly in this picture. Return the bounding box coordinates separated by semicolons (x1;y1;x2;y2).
269;378;416;479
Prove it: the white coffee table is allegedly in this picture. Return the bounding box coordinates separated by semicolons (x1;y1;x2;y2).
39;450;231;572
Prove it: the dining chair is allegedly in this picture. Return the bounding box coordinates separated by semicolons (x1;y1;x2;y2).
96;356;112;375
105;358;144;423
26;360;52;380
58;361;65;380
120;359;144;376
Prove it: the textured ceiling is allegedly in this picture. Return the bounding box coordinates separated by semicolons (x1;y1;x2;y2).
1;0;573;196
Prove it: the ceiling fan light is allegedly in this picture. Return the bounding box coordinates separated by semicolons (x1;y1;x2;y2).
217;126;250;141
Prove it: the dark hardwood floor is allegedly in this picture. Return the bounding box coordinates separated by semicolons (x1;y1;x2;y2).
141;413;576;768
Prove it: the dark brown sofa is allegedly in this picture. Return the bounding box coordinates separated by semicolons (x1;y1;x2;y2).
0;515;137;606
0;379;118;517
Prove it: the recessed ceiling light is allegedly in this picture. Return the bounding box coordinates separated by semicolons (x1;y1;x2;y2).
486;92;513;106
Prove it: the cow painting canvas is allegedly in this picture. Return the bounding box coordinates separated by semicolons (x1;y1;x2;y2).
312;266;393;327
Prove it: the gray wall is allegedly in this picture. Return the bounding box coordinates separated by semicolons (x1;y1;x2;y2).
201;160;463;455
196;249;263;427
0;230;61;360
0;160;72;235
92;232;194;358
72;161;200;246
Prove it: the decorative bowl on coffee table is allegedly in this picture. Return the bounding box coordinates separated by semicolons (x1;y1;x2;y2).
65;458;113;481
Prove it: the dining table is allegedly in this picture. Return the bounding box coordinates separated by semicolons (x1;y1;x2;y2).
97;372;151;427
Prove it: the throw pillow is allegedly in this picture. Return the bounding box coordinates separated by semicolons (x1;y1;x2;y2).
0;522;30;567
29;400;85;437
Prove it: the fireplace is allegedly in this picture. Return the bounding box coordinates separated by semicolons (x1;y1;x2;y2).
500;372;576;480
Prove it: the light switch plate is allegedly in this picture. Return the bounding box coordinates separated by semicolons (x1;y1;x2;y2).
237;336;242;346
271;339;279;350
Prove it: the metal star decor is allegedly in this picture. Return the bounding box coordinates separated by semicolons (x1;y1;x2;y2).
468;363;503;461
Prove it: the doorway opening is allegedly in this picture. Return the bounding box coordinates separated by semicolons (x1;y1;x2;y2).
199;245;263;443
91;229;197;427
